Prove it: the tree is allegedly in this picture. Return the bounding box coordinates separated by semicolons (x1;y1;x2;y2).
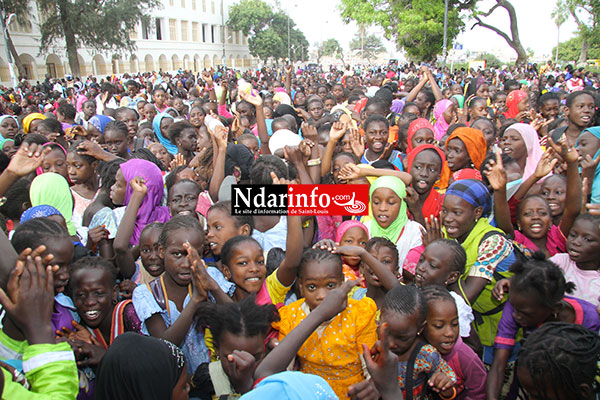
339;0;476;61
0;0;31;78
471;0;528;65
552;35;600;62
227;0;308;63
564;0;600;64
350;32;385;61
552;1;569;63
316;38;346;66
37;0;160;77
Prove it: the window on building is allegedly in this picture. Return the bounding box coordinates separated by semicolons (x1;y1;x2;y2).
192;22;199;42
192;0;196;10
169;19;177;41
202;24;206;42
46;63;57;79
9;18;32;33
227;28;233;44
181;0;185;7
142;19;150;39
129;27;138;40
202;0;206;12
211;0;215;14
181;21;189;41
156;18;162;40
211;25;215;43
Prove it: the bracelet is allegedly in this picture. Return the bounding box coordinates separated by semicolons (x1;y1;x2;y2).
205;85;214;91
307;158;321;166
439;386;457;400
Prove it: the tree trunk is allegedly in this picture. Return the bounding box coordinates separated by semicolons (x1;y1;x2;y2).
555;25;560;63
6;31;26;78
57;0;81;77
578;37;588;65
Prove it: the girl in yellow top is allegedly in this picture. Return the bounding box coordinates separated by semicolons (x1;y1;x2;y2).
272;249;378;399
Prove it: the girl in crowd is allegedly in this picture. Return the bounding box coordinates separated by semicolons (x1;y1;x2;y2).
66;142;99;235
445;127;488;174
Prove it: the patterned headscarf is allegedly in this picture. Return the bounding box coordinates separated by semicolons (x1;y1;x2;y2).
88;115;114;134
20;205;62;223
445;179;492;217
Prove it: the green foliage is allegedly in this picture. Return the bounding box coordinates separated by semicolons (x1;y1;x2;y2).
349;33;385;60
227;0;308;62
478;53;502;67
37;0;160;55
552;35;600;62
339;0;476;61
316;38;345;65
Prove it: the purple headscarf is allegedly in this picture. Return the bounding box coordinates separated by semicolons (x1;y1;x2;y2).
433;99;453;141
120;159;170;245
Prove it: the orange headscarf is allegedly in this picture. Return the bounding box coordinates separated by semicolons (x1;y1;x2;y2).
446;127;487;170
503;90;528;120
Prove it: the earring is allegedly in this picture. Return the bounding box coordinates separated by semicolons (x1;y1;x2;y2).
113;299;118;305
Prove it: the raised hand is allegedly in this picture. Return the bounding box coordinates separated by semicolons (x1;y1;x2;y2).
283;145;305;166
184;241;211;302
492;278;511;301
359;323;401;399
312;238;338;252
547;136;578;164
329;121;348;141
76;140;106;160
269;171;293;185
349;127;365;158
313;280;359;321
422;216;443;247
298;139;314;160
6;143;49;177
404;186;420;212
56;320;96;344
338;163;361;180
227;350;258;393
239;89;263;107
169;153;186;171
533;150;558;179
483;149;507;191
129;176;148;197
201;71;213;86
301;122;318;143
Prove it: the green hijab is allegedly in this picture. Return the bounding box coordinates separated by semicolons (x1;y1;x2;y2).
368;176;408;243
451;94;465;109
30;172;77;235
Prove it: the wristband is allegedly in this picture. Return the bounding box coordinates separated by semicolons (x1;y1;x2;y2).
439;386;457;400
205;85;214;91
307;158;321;166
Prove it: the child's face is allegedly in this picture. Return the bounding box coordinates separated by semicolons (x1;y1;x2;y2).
189;108;205;128
566;218;600;269
332;156;355;185
576;131;600;160
423;299;459;355
442;195;481;241
365;121;389;154
509;289;552;328
410;149;442;196
138;128;155;142
308;102;324;120
2;141;16;158
173;98;185;112
324;99;336;112
37;126;61;142
160;117;174;136
149;143;172;168
160;228;204;286
83;102;96;119
41;149;69;181
72;268;117;329
339;227;368;267
67;152;95;185
371;188;402;229
414;242;457;287
471;119;495;148
469;101;488;119
153;90;166;106
443;104;457;124
104;129;129;158
0;117;18;139
540;176;566;218
144;104;157;122
299;260;343;311
45;237;74;295
411;128;435;150
206;209;248;256
380;309;423;359
218;332;265;382
363;245;398;288
541;99;560;120
518;197;552;240
445;138;470;172
239;138;259;159
566;94;594;127
139;228;164;277
176;127;198;152
223;241;266;295
168;181;200;217
110;168;127;206
118;109;139;138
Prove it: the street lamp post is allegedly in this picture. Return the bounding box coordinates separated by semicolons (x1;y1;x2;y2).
1;11;17;87
287;6;290;61
442;0;448;69
221;0;226;68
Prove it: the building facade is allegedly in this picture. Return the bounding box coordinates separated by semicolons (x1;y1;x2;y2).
0;0;255;85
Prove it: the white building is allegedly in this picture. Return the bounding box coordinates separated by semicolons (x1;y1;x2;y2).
0;0;256;85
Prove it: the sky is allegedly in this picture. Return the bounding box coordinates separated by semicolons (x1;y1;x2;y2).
279;0;582;61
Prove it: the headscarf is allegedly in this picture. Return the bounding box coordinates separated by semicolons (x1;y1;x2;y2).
446;127;487;170
273;104;303;129
503;90;528;120
22;113;46;134
29;173;77;235
225;144;255;181
452;168;483;182
0;137;13;151
273;92;291;106
451;94;465;109
20;205;62;224
577;127;600;204
433;99;453;141
335;220;369;244
88;115;114;134
445;178;492;217
506;123;545;181
405;144;449;217
240;371;337;400
152;113;177;155
0;115;19;138
368;176;408;243
268;129;302;155
407;118;434;153
95;332;186;400
120;159;171;245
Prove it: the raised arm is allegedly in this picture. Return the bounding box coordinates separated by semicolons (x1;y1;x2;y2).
484;150;513;237
276;214;303;287
336;246;401;291
0;143;48;197
285;65;293;96
425;68;443;102
404;74;428;103
208;126;228;202
338;164;412;186
240;90;270;155
321;121;347;177
548;138;581;236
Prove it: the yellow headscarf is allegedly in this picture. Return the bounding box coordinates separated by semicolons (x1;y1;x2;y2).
22;113;47;134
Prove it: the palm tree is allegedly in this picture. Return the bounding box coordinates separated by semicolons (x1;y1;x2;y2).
552;1;568;63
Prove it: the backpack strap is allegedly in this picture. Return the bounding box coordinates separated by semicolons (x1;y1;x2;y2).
147;278;167;311
404;339;426;400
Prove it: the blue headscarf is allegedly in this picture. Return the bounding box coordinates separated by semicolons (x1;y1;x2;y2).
445;179;492;217
152;112;177;155
0;115;19;139
88;115;114;134
240;372;337;400
21;205;62;223
578;127;600;204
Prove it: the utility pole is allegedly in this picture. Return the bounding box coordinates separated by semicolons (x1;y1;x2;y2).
1;10;17;87
442;0;448;69
221;0;226;68
287;0;290;61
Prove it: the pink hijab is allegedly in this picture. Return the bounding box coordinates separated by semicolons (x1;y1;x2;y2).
507;123;544;181
335;220;369;243
433;99;453;141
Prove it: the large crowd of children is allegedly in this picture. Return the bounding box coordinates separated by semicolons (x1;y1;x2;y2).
0;61;598;399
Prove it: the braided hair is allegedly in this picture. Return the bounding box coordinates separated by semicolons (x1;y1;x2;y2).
382;285;427;326
69;256;118;287
517;322;600;400
430;239;467;274
11;217;70;254
421;284;455;305
195;295;279;348
298;248;343;279
158;215;204;247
